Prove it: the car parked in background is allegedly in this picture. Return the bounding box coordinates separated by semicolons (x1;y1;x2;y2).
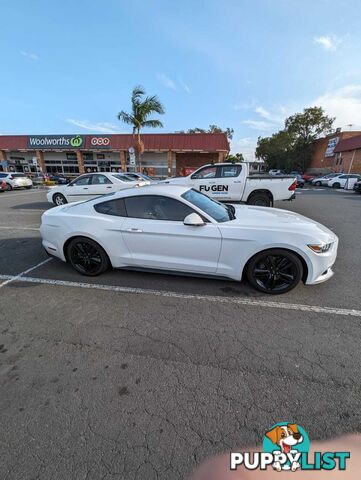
295;174;305;188
41;185;338;295
33;173;69;185
327;174;361;189
269;169;286;176
122;172;156;183
353;179;361;194
311;173;339;186
301;173;316;183
46;172;149;205
0;172;33;190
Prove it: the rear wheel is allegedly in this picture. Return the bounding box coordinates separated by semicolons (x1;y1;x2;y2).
332;182;341;189
314;181;322;186
247;192;272;207
25;186;32;190
246;249;303;294
5;183;12;191
53;193;67;205
67;237;109;276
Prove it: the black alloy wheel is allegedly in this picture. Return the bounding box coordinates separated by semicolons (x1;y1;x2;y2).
53;193;67;205
67;237;109;276
246;249;303;294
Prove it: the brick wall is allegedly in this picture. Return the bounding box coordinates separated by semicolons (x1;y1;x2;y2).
308;131;361;173
175;152;219;176
337;149;361;174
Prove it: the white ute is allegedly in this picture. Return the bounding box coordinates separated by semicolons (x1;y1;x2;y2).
163;163;297;206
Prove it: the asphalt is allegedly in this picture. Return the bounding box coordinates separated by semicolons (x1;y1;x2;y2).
0;186;361;479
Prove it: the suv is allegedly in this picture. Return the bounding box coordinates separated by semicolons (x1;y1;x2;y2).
0;172;33;190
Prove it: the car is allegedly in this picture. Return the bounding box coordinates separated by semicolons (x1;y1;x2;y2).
327;174;361;189
269;169;286;176
353;179;361;194
311;173;339;186
33;173;69;185
295;174;305;188
46;172;150;206
0;172;33;190
301;173;316;183
40;185;338;295
0;180;6;192
164;162;297;207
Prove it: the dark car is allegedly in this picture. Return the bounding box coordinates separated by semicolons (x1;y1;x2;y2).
353;179;361;194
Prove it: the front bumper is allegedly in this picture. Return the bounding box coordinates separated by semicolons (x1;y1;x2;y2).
309;267;334;284
305;238;338;285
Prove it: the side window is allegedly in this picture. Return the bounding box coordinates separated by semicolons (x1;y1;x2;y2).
0;173;6;178
91;174;112;185
124;195;195;221
339;175;347;179
219;165;241;178
191;166;217;180
71;175;91;186
94;198;127;216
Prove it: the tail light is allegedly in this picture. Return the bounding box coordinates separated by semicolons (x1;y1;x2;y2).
288;181;297;191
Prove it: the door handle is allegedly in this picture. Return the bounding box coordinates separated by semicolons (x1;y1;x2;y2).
83;187;88;189
126;228;143;233
106;186;112;189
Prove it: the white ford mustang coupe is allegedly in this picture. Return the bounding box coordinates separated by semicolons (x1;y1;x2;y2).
41;185;338;294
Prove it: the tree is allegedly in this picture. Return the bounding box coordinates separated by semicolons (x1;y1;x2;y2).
187;124;234;140
256;106;335;171
227;153;245;163
118;86;165;170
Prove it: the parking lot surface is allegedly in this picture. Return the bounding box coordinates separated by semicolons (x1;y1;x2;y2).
1;187;361;479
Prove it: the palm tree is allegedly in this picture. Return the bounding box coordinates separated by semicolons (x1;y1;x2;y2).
118;86;165;170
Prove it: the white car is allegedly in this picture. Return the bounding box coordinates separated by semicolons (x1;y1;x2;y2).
163;163;296;206
41;185;338;294
46;172;149;205
122;172;155;182
327;174;361;189
311;173;339;186
0;172;33;190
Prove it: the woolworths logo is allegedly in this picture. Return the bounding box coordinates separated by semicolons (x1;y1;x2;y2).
27;135;85;149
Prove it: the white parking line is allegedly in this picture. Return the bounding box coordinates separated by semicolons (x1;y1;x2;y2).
0;258;52;289
0;272;360;317
0;226;40;231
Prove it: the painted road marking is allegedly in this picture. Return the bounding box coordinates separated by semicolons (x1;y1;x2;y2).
0;258;52;289
0;272;360;317
0;226;40;231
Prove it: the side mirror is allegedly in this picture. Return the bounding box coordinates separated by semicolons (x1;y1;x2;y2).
183;213;205;226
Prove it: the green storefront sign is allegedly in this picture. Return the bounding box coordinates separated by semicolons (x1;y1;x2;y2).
27;135;85;149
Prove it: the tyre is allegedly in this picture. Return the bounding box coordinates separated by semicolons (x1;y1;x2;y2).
67;237;109;276
5;183;12;191
53;193;67;205
25;186;32;190
314;181;322;186
246;249;303;294
247;192;272;207
332;182;340;189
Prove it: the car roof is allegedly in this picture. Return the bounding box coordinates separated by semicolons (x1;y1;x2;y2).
115;184;190;198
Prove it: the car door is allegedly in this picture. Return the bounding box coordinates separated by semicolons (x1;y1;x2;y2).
89;174;117;197
64;175;93;202
119;195;222;273
189;165;234;201
217;164;243;200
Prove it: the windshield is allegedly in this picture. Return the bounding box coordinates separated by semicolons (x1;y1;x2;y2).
112;174;133;182
11;173;27;177
182;189;232;223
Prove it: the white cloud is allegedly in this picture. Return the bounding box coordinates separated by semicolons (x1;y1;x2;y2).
20;50;39;60
255;106;272;120
231;137;256;160
66;119;123;134
157;73;177;90
313;84;361;129
242;119;277;131
313;35;343;51
179;79;191;94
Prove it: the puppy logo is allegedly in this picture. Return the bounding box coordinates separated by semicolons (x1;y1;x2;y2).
263;422;310;472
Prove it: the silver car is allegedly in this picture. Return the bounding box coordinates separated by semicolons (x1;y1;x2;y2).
311;173;338;186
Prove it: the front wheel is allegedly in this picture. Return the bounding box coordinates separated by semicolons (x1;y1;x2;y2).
247;192;272;207
53;193;67;205
332;182;341;189
67;237;109;276
314;181;322;186
246;249;303;294
5;183;12;191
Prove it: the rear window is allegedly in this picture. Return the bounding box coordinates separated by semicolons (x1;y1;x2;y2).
94;198;127;216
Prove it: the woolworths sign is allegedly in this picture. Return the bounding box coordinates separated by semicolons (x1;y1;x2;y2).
27;135;85;149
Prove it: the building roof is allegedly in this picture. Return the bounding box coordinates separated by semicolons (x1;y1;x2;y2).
0;133;229;152
333;134;361;153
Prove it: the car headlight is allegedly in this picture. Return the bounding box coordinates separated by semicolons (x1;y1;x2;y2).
307;243;332;253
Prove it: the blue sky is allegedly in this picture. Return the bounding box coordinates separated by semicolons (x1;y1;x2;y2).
1;0;361;158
